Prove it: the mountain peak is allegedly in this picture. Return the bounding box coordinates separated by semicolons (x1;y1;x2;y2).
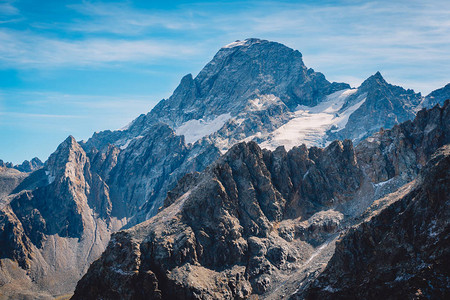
222;38;266;49
46;135;86;177
58;135;77;149
369;71;386;82
360;71;387;90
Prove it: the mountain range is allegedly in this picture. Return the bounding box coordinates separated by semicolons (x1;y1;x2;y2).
0;38;449;299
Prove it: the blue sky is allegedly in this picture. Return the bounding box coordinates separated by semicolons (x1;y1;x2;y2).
0;0;449;163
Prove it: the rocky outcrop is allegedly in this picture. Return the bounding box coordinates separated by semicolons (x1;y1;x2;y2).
0;136;121;297
422;83;450;108
329;72;423;143
14;157;43;173
0;157;43;173
302;144;450;300
71;140;363;300
72;101;450;299
0;160;14;169
356;99;450;183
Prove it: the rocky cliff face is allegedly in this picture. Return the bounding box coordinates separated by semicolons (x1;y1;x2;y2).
104;124;221;224
72;101;450;299
329;71;423;143
356;101;450;183
71;140;363;300
301;144;450;300
0;137;123;298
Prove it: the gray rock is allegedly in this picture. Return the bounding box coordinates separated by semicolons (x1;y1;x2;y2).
72;101;450;299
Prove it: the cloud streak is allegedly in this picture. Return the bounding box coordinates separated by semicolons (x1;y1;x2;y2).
66;1;200;34
0;112;86;119
0;29;204;68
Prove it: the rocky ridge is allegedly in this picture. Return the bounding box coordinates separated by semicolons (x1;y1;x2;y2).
0;157;43;173
301;144;450;300
72;101;450;299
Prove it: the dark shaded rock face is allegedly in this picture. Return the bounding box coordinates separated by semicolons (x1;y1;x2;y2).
302;145;450;300
356;100;450;183
104;124;221;223
72;102;450;300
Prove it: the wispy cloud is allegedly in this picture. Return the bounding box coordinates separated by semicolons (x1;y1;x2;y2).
0;0;19;16
0;0;23;23
0;90;158;129
0;29;204;68
0;112;85;119
66;1;200;34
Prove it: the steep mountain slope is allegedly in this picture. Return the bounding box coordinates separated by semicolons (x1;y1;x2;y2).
301;145;450;300
328;71;422;143
72;101;450;299
103;124;221;224
84;38;349;151
0;167;28;200
0;137;123;298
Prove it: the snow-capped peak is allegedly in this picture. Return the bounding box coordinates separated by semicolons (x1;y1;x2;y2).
222;38;263;49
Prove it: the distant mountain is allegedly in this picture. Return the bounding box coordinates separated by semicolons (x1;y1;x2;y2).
1;38;449;298
0;157;43;173
84;38;349;151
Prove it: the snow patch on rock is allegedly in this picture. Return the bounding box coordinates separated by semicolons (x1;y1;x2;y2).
223;39;260;49
175;113;232;144
246;94;280;111
260;89;363;150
